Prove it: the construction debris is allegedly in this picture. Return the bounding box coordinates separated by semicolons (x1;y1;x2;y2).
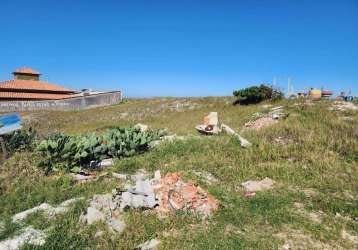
241;177;275;194
154;172;219;217
117;179;158;210
81;193;126;234
221;124;252;148
244;106;288;130
196;112;221;135
12;197;84;223
85;171;218;221
112;172;127;180
196;112;252;148
0;226;46;250
329;101;358;111
131;169;150;182
137;238;161;250
149;134;186;148
70;173;96;182
90;158;114;168
134;123;149;132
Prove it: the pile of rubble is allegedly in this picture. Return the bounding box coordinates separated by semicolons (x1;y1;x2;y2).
80;170;219;234
154;172;219;217
195;112;252;148
244;106;288;130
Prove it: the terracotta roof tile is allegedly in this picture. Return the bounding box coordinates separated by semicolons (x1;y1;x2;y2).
0;80;75;93
0;92;74;100
13;67;40;75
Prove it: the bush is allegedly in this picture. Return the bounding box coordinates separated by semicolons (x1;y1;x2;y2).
233;84;284;105
2;128;37;153
36;127;166;173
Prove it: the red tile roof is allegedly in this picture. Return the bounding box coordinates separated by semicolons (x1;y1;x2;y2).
0;79;75;93
13;67;40;75
0;92;74;100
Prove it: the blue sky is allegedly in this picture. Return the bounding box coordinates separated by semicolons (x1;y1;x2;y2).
0;0;357;97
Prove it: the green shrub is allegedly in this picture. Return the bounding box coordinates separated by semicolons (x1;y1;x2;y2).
2;128;37;153
36;127;166;173
233;84;284;105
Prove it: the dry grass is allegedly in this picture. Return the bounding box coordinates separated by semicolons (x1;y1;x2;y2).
0;97;357;249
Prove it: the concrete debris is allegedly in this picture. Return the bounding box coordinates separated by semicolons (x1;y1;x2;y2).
85;207;106;225
84;170;218;230
241;177;275;193
329;101;358;111
204;112;219;126
94;231;104;238
83;194;126;234
70;173;96;182
244;107;288;130
154;172;219;217
149;134;186;148
0;226;46;250
112;172;127;180
221;124;252;148
196;112;221;135
131;169;150;182
134;123;149;132
137;238;161;250
195;113;252;148
107;218;126;234
90;194;117;214
118;179;158;210
90;158;114;168
271;106;284;111
12;197;84;223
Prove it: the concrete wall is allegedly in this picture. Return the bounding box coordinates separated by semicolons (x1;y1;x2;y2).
0;91;122;111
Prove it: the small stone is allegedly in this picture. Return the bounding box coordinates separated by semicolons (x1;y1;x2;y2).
90;194;117;215
241;177;275;192
71;173;96;181
137;239;161;250
99;159;114;168
107;218;126;234
94;231;104;238
282;243;290;250
86;207;106;225
134;123;149;132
